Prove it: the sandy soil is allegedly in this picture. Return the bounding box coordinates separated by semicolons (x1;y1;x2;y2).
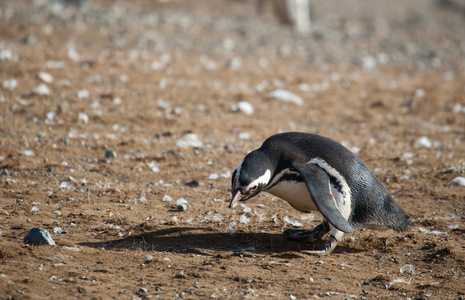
1;0;465;299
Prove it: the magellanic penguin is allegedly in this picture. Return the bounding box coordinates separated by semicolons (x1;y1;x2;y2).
230;132;411;255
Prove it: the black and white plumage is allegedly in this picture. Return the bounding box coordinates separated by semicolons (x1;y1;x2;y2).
230;132;411;255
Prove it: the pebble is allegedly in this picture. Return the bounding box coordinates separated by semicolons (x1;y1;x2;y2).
0;49;13;61
176;133;203;148
447;176;465;187
23;228;56;246
268;89;303;105
2;79;18;90
105;150;117;158
33;84;51;96
77;89;89;99
37;72;53;83
400;264;415;274
176;198;189;211
314;260;324;265
414;136;432;149
162;195;173;202
239;214;250;224
21;150;35;157
238;132;250;140
236;101;254;115
78;112;89;123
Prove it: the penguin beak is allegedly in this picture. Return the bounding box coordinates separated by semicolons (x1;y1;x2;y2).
229;187;261;208
229;188;243;208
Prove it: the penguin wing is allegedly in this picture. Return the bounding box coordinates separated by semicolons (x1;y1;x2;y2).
292;162;354;234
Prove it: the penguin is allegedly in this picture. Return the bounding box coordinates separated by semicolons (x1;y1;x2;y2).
229;132;411;255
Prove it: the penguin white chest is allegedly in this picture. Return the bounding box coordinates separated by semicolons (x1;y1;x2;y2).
266;181;317;213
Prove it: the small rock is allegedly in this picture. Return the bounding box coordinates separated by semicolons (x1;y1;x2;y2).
33;84;50;96
400;264;415;274
21;150;35;157
53;227;63;234
238;132;250;140
414;136;432;149
314;260;324;265
447;176;465;187
176;133;203;148
162;195;173;202
105;150;117;158
78;112;89;123
77;90;89;99
236;101;254;115
77;286;87;294
239;214;250;224
0;49;13;61
2;79;18;90
37;72;53;83
268;89;303;105
24;228;56;246
1;169;11;176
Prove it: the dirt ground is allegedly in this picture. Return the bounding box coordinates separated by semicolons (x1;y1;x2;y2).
1;0;465;299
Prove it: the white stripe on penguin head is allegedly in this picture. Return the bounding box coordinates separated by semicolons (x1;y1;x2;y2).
246;169;271;191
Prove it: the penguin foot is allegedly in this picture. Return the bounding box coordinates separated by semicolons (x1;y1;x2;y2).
284;221;330;243
301;235;339;255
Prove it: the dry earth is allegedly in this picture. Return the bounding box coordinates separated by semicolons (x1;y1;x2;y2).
1;0;465;299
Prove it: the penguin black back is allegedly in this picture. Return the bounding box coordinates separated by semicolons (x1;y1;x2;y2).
258;132;411;231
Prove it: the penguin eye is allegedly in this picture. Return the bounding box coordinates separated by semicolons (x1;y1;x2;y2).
250;185;258;192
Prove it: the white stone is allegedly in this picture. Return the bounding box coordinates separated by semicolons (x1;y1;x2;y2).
236;101;254;115
77;90;89;99
2;79;18;90
268;89;303;105
176;134;203;148
447;176;465;187
78;112;89;123
33;84;50;95
37;72;53;83
414;136;432;149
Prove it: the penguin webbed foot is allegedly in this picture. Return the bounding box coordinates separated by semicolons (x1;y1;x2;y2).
284;221;330;243
301;235;339;255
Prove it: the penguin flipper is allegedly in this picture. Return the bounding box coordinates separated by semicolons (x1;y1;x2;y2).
292;162;354;234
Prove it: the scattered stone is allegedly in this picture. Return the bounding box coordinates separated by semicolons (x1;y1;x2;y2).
1;169;11;176
400;264;415;274
268;89;303;105
239;214;250;224
238;132;250;140
77;89;89;99
447;176;465;187
105;150;117;158
33;84;51;96
414;136;432;149
235;101;254;115
24;228;56;246
176;198;189;211
2;79;18;90
176;133;203;148
45;111;56;122
0;49;13;61
314;260;324;265
37;72;53;83
77;286;87;294
21;150;35;157
419;227;447;235
162;195;173;202
208;173;219;180
78;112;89;123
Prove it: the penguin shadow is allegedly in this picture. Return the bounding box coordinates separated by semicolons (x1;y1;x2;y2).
79;226;363;256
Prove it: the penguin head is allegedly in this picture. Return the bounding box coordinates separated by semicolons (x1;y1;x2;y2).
229;150;273;208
